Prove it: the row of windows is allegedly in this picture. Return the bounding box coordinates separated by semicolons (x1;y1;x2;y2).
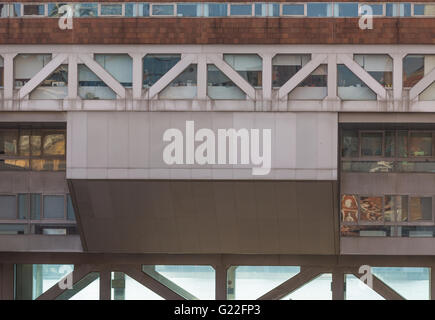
341;194;435;237
0;194;75;221
0;2;434;18
1;53;434;101
0;128;66;171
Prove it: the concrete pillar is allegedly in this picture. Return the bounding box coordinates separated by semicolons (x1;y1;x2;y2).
15;264;33;300
214;265;228;300
332;269;346;300
227;266;237;300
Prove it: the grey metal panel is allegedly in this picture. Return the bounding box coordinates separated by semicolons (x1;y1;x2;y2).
69;179;338;255
0;172;67;194
341;237;435;256
0;235;83;252
341;173;435;195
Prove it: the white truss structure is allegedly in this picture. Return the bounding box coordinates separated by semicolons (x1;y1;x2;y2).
0;44;434;112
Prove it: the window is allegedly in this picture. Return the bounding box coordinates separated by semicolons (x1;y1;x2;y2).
151;4;174;16
289;64;327;100
272;54;310;87
337;64;377;100
360;3;384;16
159;64;197;99
342;130;359;157
0;4;9;17
95;54;132;87
43;195;65;219
101;4;123;16
67;195;76;221
143;54;181;88
414;4;435;16
204;3;227;17
0;128;66;171
282;4;305;16
409;132;432;157
138;3;150;16
207;64;246;100
334;3;358;17
341;194;434;237
354;54;393;88
0;195;17;219
74;3;98;17
410;197;432;221
30;64;68;100
31;194;41;220
14;54;52;88
307;3;332;17
177;3;201;17
78;64;116;100
386;3;411;16
18;194;29;220
125;3;136;16
403;55;435;88
361;132;383;156
230;4;252;16
359;196;383;222
223;54;262;87
23;4;45;16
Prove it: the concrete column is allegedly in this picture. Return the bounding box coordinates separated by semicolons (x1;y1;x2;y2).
332;269;346;300
227;266;237;300
3;53;16;101
214;265;228;300
0;264;15;300
99;269;112;300
15;264;33;300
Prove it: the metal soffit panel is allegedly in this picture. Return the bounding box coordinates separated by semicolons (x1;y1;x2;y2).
68;179;339;255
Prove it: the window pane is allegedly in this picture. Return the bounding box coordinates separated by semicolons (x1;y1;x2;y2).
359;196;383;222
282;4;305;16
177;3;200;17
385;131;395;157
338;64;377;100
409;132;432;157
31;194;41;220
403;55;424;88
0;195;16;219
139;3;150;16
95;54;132;87
254;3;266;16
354;54;393;88
101;4;122;16
74;3;98;17
230;4;251;16
152;4;174;16
207;65;246;100
125;3;135;17
342;130;359;157
341;195;358;222
410;197;432;221
43;133;65;156
23;4;45;16
143;54;181;88
18;194;29;220
19;130;30;156
363;4;384;16
272;54;310;87
0;130;18;155
159;65;197;99
223;54;262;87
307;3;332;17
268;3;279;16
43;196;65;219
397;131;408;157
289;64;327;100
385;195;408;222
334;3;358;17
205;3;227;17
67;195;76;221
30;131;42;156
361;132;383;156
